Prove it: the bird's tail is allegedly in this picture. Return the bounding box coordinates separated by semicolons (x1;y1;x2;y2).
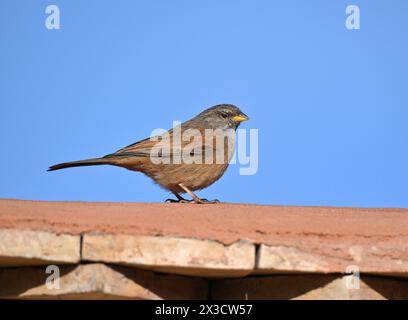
47;158;113;172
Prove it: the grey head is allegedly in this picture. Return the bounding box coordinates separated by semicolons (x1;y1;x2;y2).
191;104;249;130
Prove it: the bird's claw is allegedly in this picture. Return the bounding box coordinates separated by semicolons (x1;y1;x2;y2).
197;198;220;204
165;198;181;203
165;198;220;204
165;198;193;203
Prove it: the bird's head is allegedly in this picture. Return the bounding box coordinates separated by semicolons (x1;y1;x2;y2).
197;104;249;130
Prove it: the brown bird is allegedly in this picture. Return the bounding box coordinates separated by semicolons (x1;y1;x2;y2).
48;104;249;203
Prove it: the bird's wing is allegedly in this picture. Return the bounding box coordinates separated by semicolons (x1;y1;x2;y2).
103;129;216;160
104;136;155;158
103;136;167;159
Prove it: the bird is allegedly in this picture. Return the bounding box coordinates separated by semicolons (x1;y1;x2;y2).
48;104;249;203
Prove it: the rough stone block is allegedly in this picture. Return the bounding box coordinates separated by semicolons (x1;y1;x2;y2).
83;234;255;277
256;243;408;276
0;229;80;266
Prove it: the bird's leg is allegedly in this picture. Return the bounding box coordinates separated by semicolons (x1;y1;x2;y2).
178;183;220;204
165;192;192;203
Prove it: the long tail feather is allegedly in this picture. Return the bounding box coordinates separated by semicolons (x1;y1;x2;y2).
47;158;112;171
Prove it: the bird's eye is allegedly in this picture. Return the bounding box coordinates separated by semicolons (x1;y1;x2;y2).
219;112;229;119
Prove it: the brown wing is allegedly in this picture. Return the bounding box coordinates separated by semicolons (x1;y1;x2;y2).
103;126;216;161
104;126;233;163
103;136;160;159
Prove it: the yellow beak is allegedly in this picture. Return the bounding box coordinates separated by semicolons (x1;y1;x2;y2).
232;114;249;122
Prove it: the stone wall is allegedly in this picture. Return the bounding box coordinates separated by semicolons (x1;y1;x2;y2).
0;199;407;299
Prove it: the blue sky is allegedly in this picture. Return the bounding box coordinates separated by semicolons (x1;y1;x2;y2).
1;1;407;207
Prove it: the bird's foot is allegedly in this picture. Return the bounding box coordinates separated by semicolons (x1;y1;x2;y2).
195;198;220;204
165;197;220;204
165;198;194;203
167;186;220;204
175;183;220;204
